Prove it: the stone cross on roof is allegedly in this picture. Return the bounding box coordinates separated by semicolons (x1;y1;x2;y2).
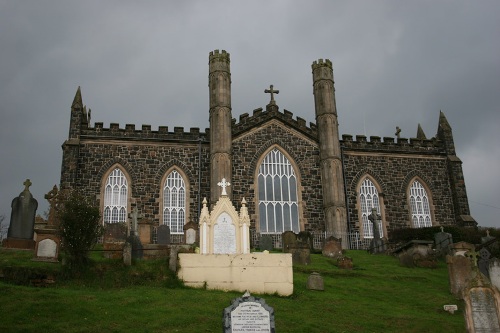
217;178;231;196
264;84;279;105
23;179;32;191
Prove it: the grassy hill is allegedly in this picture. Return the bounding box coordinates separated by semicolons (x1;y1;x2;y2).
0;249;465;332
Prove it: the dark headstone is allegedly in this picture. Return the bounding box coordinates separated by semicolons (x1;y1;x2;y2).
290;244;311;265
282;231;297;253
322;236;342;259
223;292;275;333
478;247;491;279
369;238;386;254
435;231;453;255
126;234;143;260
103;223;127;243
306;272;324;291
337;256;353;269
7;179;38;240
123;242;132;266
259;235;273;251
157;225;171;245
297;231;314;251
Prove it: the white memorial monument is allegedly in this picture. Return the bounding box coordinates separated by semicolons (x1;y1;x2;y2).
178;179;293;296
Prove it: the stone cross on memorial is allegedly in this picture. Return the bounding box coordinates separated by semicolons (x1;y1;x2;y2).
128;207;143;236
368;208;382;240
264;84;279;105
217;178;231;196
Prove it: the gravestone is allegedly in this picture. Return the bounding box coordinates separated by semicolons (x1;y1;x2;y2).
157;225;171;245
126;234;143;260
322;236;342;259
183;220;198;245
478;247;491;279
490;259;500;292
446;248;474;298
36;239;57;259
259;235;273;251
4;179;38;249
297;231;314;251
465;287;500;332
306;272;324;291
435;226;453;255
282;231;297;253
449;241;475;256
223;292;275;333
123;242;132;266
213;213;236;254
290;244;311;265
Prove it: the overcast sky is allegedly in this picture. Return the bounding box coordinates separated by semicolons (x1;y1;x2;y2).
1;1;499;230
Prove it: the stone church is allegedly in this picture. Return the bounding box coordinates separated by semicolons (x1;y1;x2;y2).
60;49;476;248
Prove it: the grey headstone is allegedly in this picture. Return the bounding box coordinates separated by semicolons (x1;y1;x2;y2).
297;231;314;250
123;242;132;266
446;254;473;298
290;244;311;265
157;225;171;245
259;235;273;251
369;238;386;254
435;231;453;255
490;259;500;292
306;272;324;291
185;228;196;245
465;287;500;332
223;292;275;333
8;180;38;240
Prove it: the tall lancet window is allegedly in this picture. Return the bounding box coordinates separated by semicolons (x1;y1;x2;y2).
163;170;186;234
359;178;383;238
258;148;299;234
409;180;432;228
103;168;128;224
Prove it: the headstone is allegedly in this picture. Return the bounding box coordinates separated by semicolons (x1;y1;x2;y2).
464;287;500;332
103;223;127;243
337;256;354;269
123;242;132;266
183;220;198;245
213;213;236;254
289;244;311;265
282;231;297;253
443;305;458;314
223;292;275;333
259;235;273;251
490;259;500;292
478;247;491;279
157;225;171;245
6;179;38;241
306;272;324;291
128;207;143;236
322;236;342;259
435;227;453;255
297;231;314;251
44;184;63;228
482;229;495;244
126;234;143;260
36;239;57;258
446;254;473;298
449;241;475;256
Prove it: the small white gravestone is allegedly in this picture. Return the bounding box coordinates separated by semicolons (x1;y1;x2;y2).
185;228;196;245
37;239;57;258
443;305;458;314
223;292;275;333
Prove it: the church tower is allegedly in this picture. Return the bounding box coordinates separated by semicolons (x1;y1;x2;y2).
208;50;232;204
312;59;347;238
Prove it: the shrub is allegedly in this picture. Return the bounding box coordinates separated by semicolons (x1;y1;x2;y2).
58;192;103;268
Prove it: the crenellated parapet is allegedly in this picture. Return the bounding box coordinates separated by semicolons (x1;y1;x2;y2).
341;134;445;154
80;123;209;142
232;107;318;140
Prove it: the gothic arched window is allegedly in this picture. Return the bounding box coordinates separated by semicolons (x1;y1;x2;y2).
257;148;299;234
163;170;186;234
103;168;128;224
409;180;433;228
358;177;383;239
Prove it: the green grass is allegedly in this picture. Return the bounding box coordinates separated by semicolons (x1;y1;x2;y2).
0;249;465;333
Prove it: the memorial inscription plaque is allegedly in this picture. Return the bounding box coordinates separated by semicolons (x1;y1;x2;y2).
469;288;500;332
223;293;275;333
213;213;236;254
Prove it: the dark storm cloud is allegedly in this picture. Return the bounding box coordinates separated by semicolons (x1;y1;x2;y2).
1;1;499;230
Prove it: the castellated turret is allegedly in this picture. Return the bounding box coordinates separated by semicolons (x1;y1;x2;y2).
312;59;347;238
209;50;232;204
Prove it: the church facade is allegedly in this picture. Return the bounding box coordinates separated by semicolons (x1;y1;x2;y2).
60;50;475;248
